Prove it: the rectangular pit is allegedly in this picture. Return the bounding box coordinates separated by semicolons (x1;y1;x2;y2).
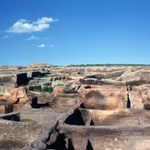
57;107;150;150
65;108;150;126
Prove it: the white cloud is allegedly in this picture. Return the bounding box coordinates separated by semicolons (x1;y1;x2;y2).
37;44;46;48
50;44;54;47
7;17;57;33
2;35;10;39
35;17;54;24
26;35;38;41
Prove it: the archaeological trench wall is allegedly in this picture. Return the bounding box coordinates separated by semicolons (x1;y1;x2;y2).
20;85;150;150
0;65;150;150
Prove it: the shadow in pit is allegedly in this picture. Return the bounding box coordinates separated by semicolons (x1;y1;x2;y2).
87;140;94;150
31;97;50;109
65;108;85;125
47;134;75;150
127;93;131;108
80;103;86;108
1;113;20;121
65;105;95;126
68;138;75;150
90;119;95;126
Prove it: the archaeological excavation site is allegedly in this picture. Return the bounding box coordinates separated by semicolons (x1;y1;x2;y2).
0;64;150;150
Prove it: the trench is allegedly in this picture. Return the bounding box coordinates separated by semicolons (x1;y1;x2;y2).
127;93;131;108
30;97;50;108
1;92;150;150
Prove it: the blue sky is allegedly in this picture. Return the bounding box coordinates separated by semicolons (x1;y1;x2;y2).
0;0;150;66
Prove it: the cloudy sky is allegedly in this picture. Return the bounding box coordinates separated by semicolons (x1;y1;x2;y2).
0;0;150;66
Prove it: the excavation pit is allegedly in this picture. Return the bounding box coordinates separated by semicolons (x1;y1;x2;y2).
78;108;150;126
56;107;150;150
58;124;150;150
65;106;150;126
0;109;62;150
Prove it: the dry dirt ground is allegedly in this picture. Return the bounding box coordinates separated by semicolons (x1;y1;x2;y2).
0;64;150;150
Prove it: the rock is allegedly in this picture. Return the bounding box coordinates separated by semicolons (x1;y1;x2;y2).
141;90;150;110
3;87;29;103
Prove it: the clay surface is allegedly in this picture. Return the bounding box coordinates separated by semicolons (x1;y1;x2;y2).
0;64;150;149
